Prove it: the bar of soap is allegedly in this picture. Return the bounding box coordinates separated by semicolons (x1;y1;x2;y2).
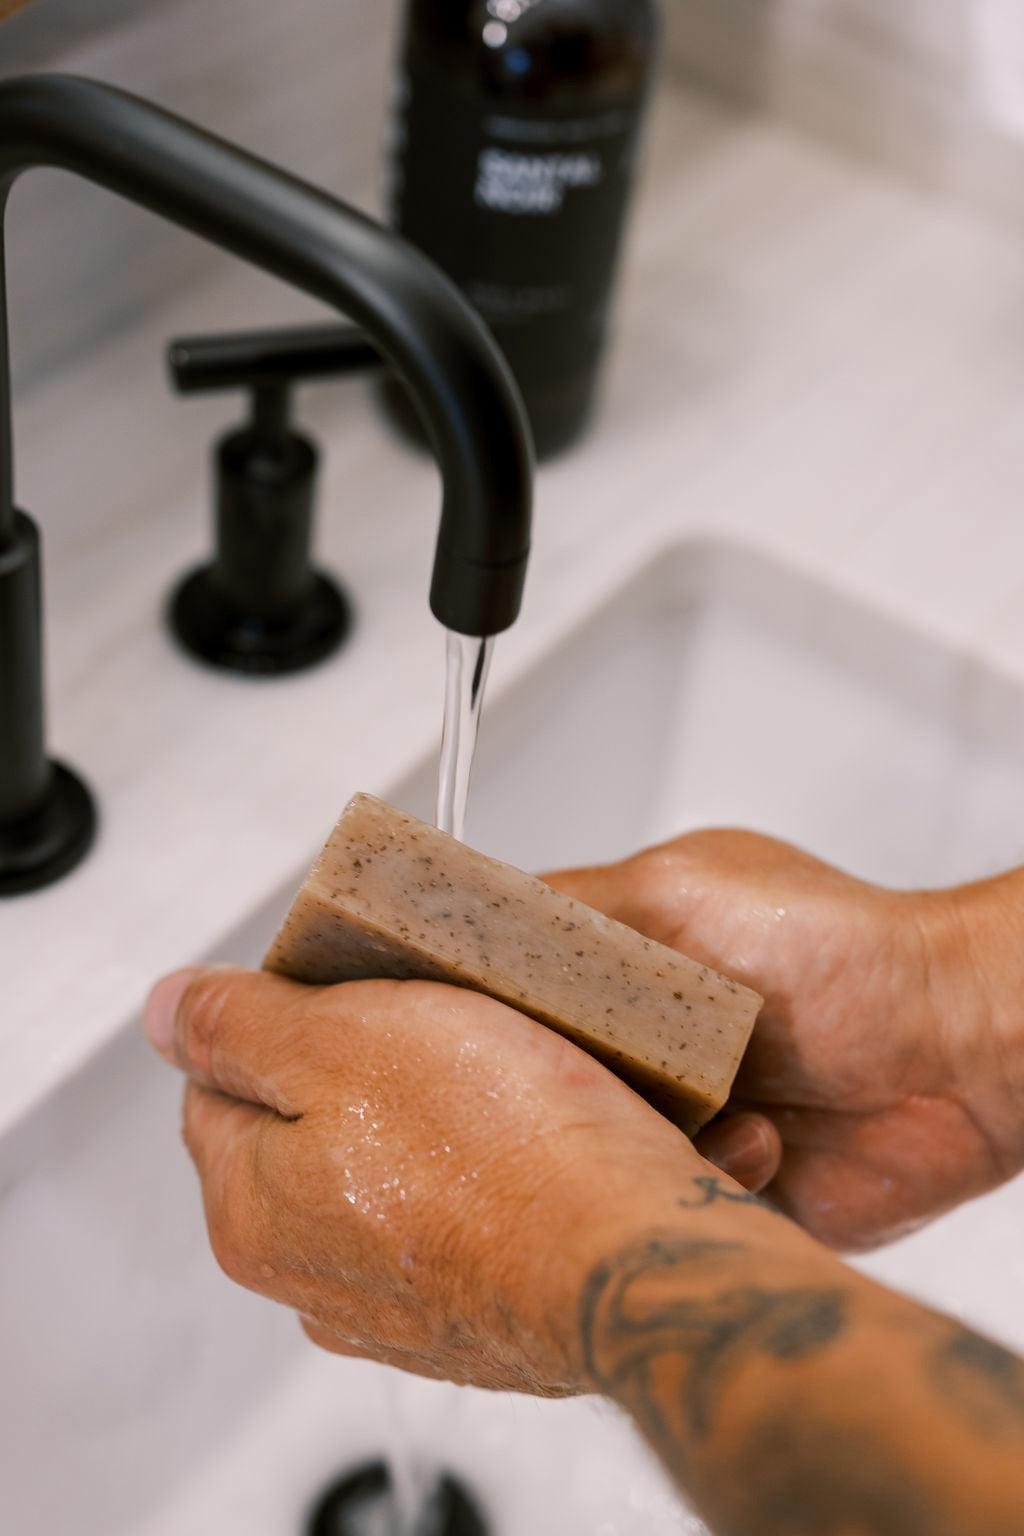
264;794;761;1136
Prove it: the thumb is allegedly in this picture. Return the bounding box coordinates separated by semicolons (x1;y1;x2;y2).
142;964;310;1118
695;1113;782;1194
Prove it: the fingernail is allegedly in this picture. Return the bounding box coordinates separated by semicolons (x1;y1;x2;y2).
701;1116;770;1180
142;968;202;1060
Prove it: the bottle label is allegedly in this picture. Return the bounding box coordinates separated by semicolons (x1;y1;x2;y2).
474;146;603;215
391;67;645;386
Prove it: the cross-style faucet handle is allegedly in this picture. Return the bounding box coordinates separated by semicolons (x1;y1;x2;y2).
166;323;385;675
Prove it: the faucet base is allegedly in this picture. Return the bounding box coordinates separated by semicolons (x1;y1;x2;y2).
169;564;353;676
0;760;96;896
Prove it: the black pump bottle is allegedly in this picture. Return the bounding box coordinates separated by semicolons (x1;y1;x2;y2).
389;0;659;458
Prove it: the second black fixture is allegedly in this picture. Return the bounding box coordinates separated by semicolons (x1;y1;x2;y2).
167;322;384;675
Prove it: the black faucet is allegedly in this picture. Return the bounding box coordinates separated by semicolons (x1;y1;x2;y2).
0;74;532;896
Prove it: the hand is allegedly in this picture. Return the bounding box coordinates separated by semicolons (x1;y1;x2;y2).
142;967;731;1393
545;833;1024;1251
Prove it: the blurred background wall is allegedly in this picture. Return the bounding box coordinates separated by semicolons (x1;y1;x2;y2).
2;0;1023;393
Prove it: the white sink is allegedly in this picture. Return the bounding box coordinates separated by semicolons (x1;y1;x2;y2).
4;536;1024;1536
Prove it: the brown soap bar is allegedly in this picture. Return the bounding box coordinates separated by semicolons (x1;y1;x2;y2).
264;794;761;1136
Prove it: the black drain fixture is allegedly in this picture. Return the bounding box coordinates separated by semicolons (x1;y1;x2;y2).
417;1473;489;1536
306;1460;488;1536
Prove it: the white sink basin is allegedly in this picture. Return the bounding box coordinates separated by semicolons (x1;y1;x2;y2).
4;536;1024;1536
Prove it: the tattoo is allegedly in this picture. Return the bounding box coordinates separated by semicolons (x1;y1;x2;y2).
578;1243;1024;1536
580;1235;847;1453
733;1418;949;1536
933;1323;1024;1433
676;1176;772;1212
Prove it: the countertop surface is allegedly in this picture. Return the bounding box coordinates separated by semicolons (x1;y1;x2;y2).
5;78;1024;1144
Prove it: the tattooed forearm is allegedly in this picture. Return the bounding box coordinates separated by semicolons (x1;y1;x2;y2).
579;1230;1024;1536
581;1235;846;1441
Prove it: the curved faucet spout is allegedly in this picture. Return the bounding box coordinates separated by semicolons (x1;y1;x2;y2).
0;73;532;892
0;73;532;634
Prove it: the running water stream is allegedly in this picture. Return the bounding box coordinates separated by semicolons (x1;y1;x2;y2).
379;630;496;1534
436;631;494;842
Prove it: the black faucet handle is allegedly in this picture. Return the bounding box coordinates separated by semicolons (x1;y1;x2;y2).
167;321;385;396
166;323;388;676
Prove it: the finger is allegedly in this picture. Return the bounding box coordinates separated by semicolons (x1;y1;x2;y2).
695;1112;783;1193
543;847;708;950
182;1079;284;1291
144;966;209;1061
542;858;652;931
144;965;317;1115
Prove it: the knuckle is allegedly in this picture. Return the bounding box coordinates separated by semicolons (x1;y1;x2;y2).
181;1088;278;1291
203;1172;275;1290
207;1221;262;1289
175;969;236;1075
180;1081;211;1167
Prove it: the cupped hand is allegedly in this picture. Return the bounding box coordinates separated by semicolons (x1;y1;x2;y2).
545;833;1024;1252
142;967;716;1394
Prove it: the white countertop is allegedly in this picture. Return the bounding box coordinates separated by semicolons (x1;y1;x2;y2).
5;79;1024;1145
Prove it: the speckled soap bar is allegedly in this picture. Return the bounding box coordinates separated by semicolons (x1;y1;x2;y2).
264;794;761;1136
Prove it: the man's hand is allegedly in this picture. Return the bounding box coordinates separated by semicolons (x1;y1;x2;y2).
546;832;1024;1251
143;967;736;1393
142;881;1024;1536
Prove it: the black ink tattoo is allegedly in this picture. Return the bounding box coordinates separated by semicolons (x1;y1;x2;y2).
578;1245;1024;1536
676;1176;773;1212
733;1418;948;1536
933;1323;1024;1433
580;1235;847;1454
